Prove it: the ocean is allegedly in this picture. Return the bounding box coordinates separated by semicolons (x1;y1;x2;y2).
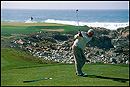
1;9;129;30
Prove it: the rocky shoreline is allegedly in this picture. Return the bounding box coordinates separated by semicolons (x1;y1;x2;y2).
2;26;129;64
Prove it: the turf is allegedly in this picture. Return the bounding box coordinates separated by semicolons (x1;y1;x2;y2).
1;21;89;36
1;47;129;86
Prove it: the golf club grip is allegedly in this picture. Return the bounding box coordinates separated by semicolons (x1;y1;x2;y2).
23;79;43;83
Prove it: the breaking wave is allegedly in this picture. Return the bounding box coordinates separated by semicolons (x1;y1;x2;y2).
44;19;129;30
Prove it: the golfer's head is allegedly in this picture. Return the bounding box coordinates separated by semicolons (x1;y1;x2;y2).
87;29;94;37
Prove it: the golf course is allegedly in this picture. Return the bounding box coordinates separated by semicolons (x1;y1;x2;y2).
1;22;129;86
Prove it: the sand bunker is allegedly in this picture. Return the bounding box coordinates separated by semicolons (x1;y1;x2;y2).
41;29;64;31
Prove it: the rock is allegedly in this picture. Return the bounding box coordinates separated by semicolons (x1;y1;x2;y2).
95;50;100;55
70;56;74;59
126;60;129;64
100;55;105;58
88;35;114;50
4;28;128;64
53;35;69;41
86;53;92;58
110;57;117;64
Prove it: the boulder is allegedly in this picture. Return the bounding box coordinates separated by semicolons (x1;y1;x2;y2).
88;35;114;50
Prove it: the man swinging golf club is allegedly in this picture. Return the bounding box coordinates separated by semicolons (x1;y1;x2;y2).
72;29;94;77
72;9;94;77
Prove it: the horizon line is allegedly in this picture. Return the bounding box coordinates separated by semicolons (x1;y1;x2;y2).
1;8;129;10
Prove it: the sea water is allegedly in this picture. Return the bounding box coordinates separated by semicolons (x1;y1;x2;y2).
1;9;129;30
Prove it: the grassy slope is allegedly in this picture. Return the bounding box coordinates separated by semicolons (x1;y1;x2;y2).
1;48;129;86
1;47;59;70
1;22;129;86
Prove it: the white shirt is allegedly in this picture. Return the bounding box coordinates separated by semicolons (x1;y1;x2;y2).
73;31;92;50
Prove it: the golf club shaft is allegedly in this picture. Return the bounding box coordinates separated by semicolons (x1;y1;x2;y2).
23;78;49;83
76;9;80;31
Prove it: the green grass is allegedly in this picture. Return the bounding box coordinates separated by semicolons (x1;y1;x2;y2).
1;21;89;36
1;21;89;42
1;47;129;86
1;21;65;26
1;47;59;70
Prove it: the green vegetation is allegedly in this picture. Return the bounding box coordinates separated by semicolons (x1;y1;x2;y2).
1;21;65;26
1;21;89;36
1;48;129;86
1;22;129;86
1;47;59;70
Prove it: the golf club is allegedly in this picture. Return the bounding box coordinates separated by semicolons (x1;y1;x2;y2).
23;78;52;83
76;9;80;31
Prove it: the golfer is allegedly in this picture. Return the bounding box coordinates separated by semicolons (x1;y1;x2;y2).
31;17;33;22
72;29;94;77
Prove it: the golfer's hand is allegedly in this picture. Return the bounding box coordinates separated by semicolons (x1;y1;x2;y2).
78;31;81;34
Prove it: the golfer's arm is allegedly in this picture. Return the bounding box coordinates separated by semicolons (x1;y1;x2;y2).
74;34;80;39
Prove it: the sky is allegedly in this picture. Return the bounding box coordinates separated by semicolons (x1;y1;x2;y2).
1;1;129;9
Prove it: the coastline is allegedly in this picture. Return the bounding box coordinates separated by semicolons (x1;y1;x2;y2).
44;19;129;30
1;20;129;30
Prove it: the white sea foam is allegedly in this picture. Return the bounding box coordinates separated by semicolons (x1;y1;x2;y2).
25;19;37;23
45;19;129;30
